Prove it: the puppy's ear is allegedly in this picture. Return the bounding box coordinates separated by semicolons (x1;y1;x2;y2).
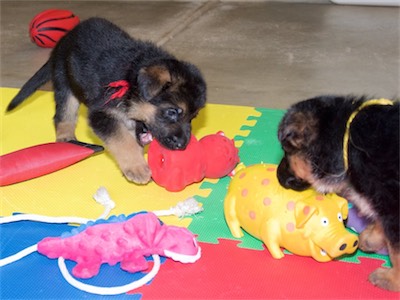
278;111;318;153
138;65;171;100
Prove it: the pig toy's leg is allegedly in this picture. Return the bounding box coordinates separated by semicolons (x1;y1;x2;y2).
261;220;285;259
224;193;244;238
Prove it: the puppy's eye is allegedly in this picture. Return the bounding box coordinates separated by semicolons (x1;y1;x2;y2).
164;108;182;122
162;82;172;92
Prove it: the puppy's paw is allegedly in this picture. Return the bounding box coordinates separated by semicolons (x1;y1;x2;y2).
369;267;400;292
359;223;386;253
123;164;152;185
359;234;385;253
56;122;77;142
56;136;77;142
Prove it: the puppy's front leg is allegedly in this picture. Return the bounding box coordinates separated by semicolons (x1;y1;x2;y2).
369;244;400;291
360;220;400;291
54;92;80;142
359;221;387;253
89;110;151;184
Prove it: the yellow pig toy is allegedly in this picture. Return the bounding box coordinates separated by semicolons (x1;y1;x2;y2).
224;164;359;262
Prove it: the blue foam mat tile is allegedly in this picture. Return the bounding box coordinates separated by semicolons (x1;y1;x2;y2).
0;219;166;299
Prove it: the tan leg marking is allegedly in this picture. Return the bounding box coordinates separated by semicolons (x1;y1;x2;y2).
359;221;386;253
358;220;400;291
105;124;151;185
368;243;400;291
55;93;80;142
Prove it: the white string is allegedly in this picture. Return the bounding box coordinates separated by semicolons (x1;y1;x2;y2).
0;214;91;225
0;244;38;267
0;215;91;268
153;197;203;217
92;186;115;220
57;255;161;295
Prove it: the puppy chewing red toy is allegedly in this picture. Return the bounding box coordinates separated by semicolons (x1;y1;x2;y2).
148;131;240;192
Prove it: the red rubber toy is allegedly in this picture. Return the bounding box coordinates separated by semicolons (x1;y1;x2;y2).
29;9;80;48
0;141;103;186
148;132;240;192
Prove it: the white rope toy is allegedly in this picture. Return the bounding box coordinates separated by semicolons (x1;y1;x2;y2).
0;187;203;295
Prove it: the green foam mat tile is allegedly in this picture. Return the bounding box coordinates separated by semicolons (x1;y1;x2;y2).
189;107;284;249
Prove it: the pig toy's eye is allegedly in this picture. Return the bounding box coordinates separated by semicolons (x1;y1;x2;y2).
337;213;343;222
321;217;329;227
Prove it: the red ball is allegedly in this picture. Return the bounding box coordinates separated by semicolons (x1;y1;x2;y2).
29;9;80;48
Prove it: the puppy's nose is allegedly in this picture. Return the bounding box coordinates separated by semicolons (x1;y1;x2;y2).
285;176;311;191
277;172;310;191
285;176;300;188
165;136;187;150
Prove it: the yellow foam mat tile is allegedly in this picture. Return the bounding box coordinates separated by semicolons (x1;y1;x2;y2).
1;87;258;227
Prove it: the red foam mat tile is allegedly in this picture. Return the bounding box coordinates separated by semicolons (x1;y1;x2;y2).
136;239;398;299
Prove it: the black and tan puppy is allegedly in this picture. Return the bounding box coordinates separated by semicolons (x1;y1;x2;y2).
277;95;399;291
7;18;206;184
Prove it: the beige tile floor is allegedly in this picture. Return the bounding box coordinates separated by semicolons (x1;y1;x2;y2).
1;1;399;109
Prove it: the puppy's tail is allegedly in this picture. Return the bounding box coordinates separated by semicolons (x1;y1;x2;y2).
6;61;51;112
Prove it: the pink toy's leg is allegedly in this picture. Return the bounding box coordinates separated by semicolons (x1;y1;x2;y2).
72;259;102;279
120;252;149;273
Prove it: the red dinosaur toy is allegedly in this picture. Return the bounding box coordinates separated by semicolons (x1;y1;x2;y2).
148;131;240;192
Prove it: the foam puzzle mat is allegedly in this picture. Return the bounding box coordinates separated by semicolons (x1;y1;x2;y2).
0;87;397;298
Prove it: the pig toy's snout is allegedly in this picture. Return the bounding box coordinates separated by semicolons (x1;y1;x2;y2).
342;233;359;254
327;232;359;258
339;239;359;252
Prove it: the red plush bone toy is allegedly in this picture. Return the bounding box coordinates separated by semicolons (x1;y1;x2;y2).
148;132;240;192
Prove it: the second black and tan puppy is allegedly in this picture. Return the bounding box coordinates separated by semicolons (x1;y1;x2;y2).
277;95;399;291
7;18;207;184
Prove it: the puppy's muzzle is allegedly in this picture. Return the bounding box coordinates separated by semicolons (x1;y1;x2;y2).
162;134;189;150
138;121;191;150
277;156;311;191
159;123;191;150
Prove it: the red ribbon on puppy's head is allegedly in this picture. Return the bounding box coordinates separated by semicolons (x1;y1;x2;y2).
105;80;130;105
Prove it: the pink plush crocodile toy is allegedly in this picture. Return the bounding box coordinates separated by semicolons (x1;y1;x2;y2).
37;212;201;279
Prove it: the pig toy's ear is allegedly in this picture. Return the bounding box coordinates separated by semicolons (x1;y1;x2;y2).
325;194;349;220
338;196;349;220
295;201;318;229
